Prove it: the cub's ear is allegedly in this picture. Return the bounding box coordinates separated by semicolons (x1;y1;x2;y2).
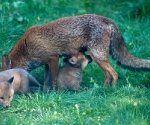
86;55;92;64
63;58;69;63
2;55;11;70
7;77;14;85
69;57;77;64
79;47;87;54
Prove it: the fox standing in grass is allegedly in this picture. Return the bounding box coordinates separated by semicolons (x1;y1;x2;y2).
57;52;92;91
0;68;40;107
2;14;150;91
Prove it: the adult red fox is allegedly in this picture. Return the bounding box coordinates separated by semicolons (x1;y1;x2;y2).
2;14;150;91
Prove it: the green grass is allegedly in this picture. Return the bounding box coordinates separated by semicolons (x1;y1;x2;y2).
0;0;150;125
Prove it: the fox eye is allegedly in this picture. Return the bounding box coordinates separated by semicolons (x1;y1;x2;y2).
0;96;4;100
8;96;12;99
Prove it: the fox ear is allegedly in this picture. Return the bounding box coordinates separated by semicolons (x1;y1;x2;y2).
86;55;92;64
69;57;77;64
7;77;14;85
63;58;69;63
2;55;12;70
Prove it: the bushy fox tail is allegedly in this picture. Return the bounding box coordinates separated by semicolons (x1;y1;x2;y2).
110;24;150;69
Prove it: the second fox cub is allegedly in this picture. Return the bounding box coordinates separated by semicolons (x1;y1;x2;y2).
0;68;40;107
57;52;92;91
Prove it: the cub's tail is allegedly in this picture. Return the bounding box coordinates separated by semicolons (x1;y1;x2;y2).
110;24;150;69
28;74;42;87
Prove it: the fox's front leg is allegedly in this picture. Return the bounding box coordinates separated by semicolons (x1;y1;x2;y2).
43;55;59;92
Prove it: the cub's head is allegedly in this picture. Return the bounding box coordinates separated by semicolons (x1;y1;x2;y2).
64;52;92;70
0;77;14;108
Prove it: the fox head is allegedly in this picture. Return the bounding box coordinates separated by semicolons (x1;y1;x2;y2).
63;52;92;70
2;54;29;71
0;77;14;108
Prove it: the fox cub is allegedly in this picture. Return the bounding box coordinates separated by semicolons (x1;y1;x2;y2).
0;68;40;107
57;52;92;91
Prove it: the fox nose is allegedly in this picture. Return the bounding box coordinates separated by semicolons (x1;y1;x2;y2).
86;55;92;64
4;105;9;108
3;103;10;108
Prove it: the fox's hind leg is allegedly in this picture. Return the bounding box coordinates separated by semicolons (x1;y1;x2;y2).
97;60;118;87
103;71;113;87
89;51;118;87
87;27;118;86
88;43;118;87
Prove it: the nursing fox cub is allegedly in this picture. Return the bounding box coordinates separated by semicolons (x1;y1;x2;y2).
57;52;92;91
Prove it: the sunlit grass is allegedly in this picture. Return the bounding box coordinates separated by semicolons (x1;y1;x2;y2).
0;86;150;125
